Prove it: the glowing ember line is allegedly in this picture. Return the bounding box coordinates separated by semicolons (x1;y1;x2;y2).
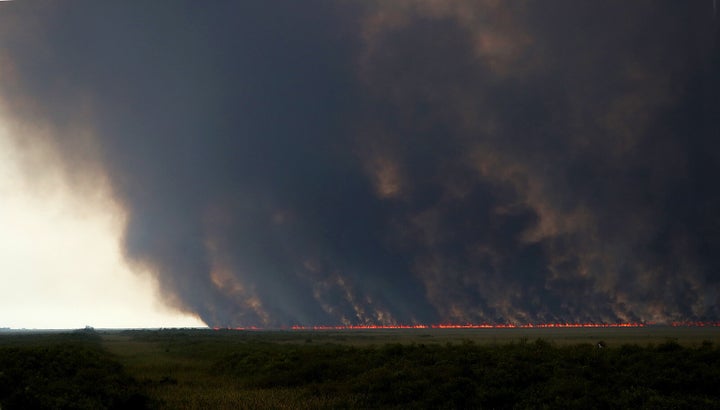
210;322;720;331
286;323;649;331
669;321;720;327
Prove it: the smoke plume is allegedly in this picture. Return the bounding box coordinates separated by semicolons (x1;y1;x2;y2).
1;1;718;326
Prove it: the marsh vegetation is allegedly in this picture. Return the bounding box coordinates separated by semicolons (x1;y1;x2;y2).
1;327;719;409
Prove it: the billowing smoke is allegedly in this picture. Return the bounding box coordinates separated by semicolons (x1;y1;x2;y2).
1;1;718;326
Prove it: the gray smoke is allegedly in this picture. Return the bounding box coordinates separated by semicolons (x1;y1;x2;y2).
1;1;718;326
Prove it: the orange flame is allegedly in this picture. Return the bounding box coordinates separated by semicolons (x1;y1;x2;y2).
211;321;720;331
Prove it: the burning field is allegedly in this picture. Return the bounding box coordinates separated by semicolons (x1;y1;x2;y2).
2;2;720;329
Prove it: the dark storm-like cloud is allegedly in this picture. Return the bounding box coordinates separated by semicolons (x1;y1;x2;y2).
1;1;718;326
357;0;720;323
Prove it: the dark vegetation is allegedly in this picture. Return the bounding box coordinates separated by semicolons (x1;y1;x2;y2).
1;328;720;409
0;330;150;410
215;339;720;409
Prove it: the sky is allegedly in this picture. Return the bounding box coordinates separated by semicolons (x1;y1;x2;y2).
0;112;205;328
0;1;719;328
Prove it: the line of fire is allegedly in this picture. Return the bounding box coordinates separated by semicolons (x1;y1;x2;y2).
211;322;720;331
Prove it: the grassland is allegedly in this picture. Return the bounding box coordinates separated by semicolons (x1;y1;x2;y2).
1;326;720;409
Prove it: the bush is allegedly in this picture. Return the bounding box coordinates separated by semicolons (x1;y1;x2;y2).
214;339;720;408
0;344;151;410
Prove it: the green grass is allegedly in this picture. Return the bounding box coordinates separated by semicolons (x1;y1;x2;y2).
2;326;720;409
0;329;151;409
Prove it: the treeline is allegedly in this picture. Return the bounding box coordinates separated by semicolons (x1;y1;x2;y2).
216;339;720;408
0;331;150;410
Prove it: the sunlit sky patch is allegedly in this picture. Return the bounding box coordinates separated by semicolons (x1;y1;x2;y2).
0;118;204;329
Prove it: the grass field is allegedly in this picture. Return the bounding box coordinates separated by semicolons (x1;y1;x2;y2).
2;326;720;409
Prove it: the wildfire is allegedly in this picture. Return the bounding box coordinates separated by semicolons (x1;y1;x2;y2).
211;322;720;331
287;323;648;331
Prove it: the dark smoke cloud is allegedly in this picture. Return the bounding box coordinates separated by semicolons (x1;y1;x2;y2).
1;1;718;326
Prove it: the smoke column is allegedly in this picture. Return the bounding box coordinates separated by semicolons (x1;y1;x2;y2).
0;1;718;326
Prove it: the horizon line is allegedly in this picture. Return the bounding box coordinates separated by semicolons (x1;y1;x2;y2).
3;321;720;332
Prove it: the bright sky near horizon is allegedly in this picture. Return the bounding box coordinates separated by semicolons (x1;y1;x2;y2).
0;119;206;329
